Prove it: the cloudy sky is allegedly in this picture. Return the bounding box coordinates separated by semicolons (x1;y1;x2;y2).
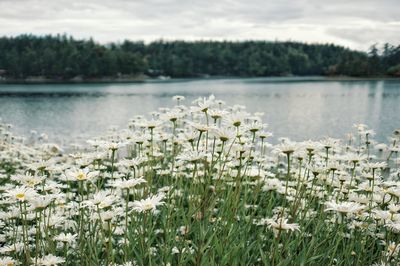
0;0;399;50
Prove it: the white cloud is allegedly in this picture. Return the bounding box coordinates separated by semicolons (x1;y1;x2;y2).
0;0;398;50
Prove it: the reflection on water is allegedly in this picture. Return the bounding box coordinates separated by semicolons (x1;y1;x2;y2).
0;77;399;145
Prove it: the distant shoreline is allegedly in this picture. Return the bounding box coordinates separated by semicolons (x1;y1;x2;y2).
0;75;399;85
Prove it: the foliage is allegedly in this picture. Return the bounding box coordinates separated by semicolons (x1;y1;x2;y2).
0;34;399;79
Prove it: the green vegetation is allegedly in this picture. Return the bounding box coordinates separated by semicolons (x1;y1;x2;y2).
1;96;400;265
0;34;399;80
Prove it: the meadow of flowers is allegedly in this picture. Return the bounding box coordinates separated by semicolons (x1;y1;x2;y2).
0;95;400;266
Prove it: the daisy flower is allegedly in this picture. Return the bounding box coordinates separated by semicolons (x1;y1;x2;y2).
0;256;19;266
64;168;100;182
112;177;147;189
324;201;365;215
258;217;300;237
5;186;37;202
37;254;65;266
54;233;77;245
131;194;165;213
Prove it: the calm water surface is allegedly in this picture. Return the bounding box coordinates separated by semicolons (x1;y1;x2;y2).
0;77;399;145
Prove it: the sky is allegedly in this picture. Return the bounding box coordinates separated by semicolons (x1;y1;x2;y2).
0;0;399;51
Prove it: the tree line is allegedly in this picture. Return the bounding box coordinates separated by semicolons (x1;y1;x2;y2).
0;34;399;80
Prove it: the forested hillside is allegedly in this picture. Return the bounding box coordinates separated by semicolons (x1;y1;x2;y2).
0;34;399;80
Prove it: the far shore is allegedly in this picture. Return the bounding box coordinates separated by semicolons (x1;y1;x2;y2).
0;75;399;85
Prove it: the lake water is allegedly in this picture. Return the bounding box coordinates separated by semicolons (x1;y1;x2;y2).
0;77;399;146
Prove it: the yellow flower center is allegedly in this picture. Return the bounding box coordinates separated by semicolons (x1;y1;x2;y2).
27;180;37;187
143;202;154;211
16;193;25;200
76;172;86;180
